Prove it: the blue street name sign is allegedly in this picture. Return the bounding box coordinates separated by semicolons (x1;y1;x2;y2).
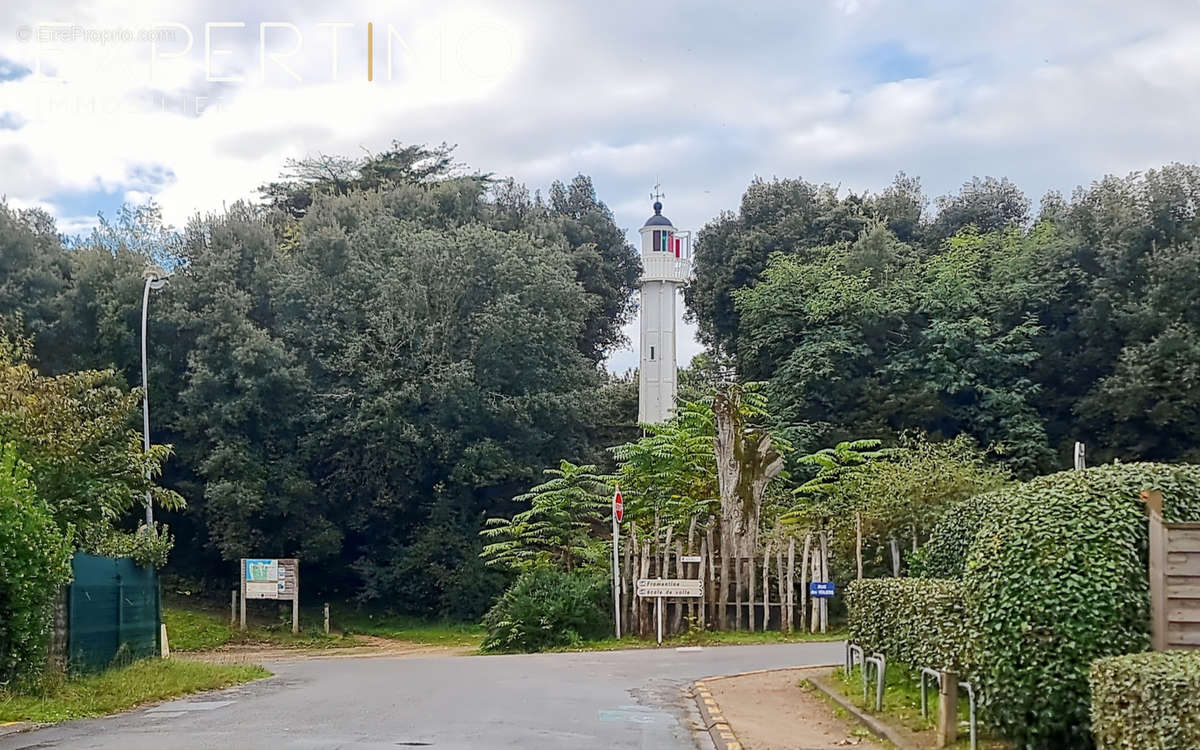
809;581;836;598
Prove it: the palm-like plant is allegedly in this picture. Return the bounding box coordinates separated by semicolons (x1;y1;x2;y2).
480;460;611;571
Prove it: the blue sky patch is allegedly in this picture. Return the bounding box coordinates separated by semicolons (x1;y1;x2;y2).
0;57;31;82
856;41;932;83
0;112;24;130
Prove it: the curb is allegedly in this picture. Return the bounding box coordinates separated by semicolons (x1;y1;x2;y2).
807;673;921;750
0;722;32;737
691;679;742;750
690;664;840;750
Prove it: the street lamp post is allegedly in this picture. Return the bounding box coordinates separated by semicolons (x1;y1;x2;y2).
141;272;168;526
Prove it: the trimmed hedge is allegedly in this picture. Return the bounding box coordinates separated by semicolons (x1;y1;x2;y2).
1090;651;1200;750
964;463;1200;749
913;490;1007;579
847;578;970;673
0;444;72;687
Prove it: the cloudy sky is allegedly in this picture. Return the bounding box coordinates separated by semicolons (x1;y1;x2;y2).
3;0;1200;372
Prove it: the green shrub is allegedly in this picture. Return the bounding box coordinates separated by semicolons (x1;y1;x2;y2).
846;578;970;673
1090;651;1200;750
912;491;1006;579
964;463;1200;749
0;443;73;687
481;566;611;653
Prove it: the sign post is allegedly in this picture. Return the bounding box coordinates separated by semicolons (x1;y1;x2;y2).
636;579;704;645
612;487;623;639
240;558;300;633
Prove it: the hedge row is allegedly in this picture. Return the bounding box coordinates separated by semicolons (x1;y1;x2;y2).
851;463;1200;750
846;578;970;673
1090;651;1200;750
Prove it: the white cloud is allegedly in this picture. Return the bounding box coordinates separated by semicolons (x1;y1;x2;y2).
2;0;1200;372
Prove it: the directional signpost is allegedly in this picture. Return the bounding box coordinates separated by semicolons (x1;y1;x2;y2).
636;578;704;645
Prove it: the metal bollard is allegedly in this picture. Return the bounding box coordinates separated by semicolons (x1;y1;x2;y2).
919;667;942;719
959;681;977;750
862;653;886;711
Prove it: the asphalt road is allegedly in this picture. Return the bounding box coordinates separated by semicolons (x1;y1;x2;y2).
2;641;842;750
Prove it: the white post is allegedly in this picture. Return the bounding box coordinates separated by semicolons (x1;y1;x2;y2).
656;595;663;646
612;509;621;639
1074;441;1086;470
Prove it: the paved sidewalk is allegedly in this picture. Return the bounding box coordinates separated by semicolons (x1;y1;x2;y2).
705;667;887;750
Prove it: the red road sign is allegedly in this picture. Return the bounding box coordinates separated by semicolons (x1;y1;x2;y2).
613;488;624;522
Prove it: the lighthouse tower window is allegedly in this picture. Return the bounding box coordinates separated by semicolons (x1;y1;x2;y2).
649;345;655;361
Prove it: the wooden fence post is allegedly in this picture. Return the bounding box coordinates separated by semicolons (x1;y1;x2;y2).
786;536;795;633
937;672;958;747
1145;490;1168;650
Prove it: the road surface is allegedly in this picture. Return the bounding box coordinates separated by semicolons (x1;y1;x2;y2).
2;641;842;750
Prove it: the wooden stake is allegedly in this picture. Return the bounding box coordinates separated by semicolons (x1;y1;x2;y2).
798;533;811;632
762;543;771;631
937;672;959;747
776;545;785;632
786;537;795;633
748;548;757;632
819;530;829;634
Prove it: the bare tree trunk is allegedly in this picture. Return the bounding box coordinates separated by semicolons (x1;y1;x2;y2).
706;525;716;630
762;543;771;631
662;525;672;581
628;523;638;633
672;539;684;634
775;545;785;633
697;534;708;630
810;544;820;633
912;526;918;554
786;536;796;633
799;533;811;633
687;517;698;625
819;530;830;634
717;529;730;631
855;512;864;581
748;545;757;632
889;537;901;576
734;543;743;631
639;539;651;637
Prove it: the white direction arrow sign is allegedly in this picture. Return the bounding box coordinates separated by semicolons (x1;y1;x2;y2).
636;578;704;598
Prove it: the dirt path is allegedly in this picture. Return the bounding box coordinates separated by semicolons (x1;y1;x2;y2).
174;635;475;664
706;667;887;750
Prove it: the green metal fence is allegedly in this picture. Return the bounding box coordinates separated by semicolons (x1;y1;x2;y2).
67;552;160;673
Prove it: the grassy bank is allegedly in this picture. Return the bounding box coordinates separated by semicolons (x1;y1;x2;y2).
0;659;269;723
336;612;484;648
830;663;1012;749
164;602;484;652
163;607;355;651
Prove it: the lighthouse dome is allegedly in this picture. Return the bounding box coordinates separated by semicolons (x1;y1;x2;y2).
642;200;673;227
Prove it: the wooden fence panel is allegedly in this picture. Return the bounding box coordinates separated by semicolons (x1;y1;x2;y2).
1145;490;1200;650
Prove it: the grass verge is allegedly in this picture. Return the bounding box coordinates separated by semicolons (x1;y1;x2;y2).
0;659;269;724
163;606;356;651
336;612;484;649
831;662;1012;749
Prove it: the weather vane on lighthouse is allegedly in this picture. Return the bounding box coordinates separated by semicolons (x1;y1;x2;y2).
636;184;692;424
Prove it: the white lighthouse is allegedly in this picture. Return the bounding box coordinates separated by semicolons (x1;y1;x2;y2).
637;195;691;424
